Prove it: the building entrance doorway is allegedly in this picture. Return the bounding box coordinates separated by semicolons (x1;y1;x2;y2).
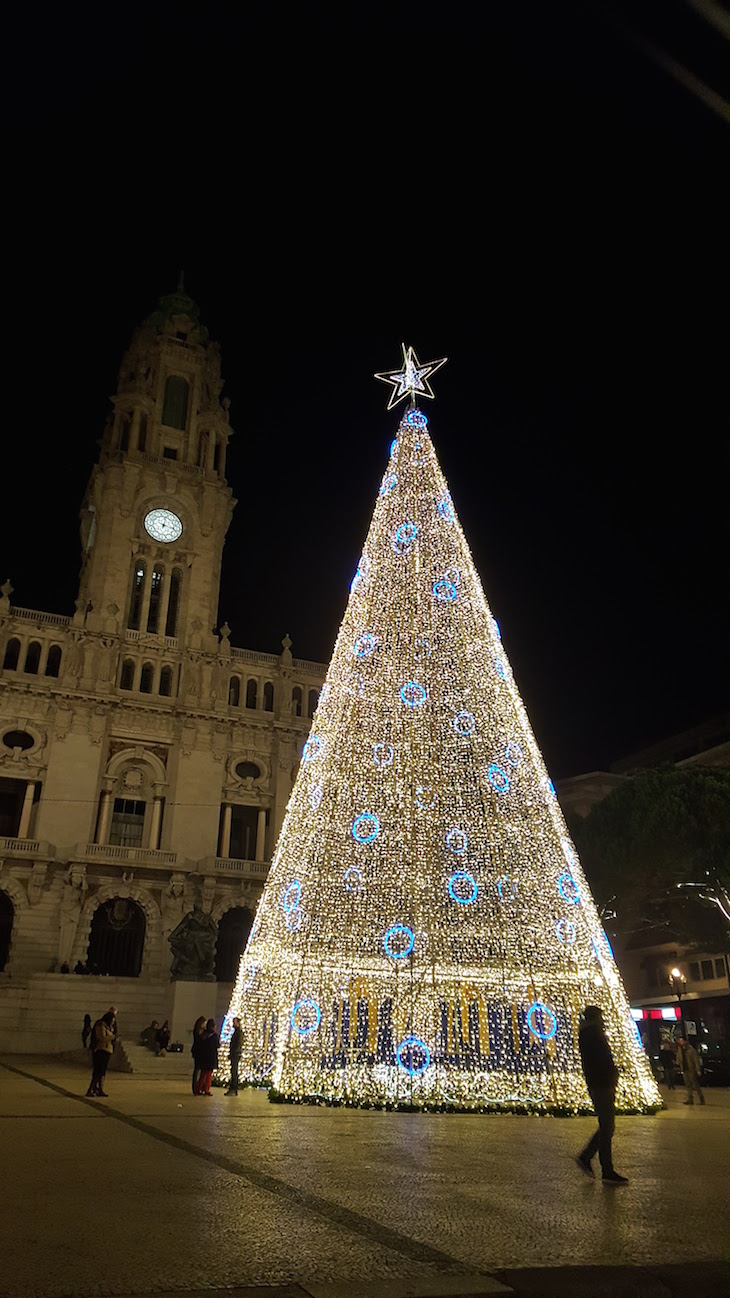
87;897;145;976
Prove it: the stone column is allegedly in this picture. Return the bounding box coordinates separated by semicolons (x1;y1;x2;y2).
220;803;232;858
17;781;37;839
158;572;173;640
149;794;164;851
255;807;266;861
97;788;114;844
206;431;216;476
138;567;154;635
129;408;141;453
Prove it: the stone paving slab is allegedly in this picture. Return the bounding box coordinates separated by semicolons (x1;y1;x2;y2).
1;1059;728;1298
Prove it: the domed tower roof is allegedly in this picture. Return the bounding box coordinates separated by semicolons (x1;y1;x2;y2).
144;272;209;344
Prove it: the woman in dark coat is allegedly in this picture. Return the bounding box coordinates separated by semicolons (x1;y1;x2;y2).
191;1016;206;1095
194;1019;219;1095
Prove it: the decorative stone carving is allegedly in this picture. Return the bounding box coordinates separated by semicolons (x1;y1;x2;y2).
160;872;186;962
89;707;108;746
63;635;86;680
211;726;228;763
53;708;73;742
201;876;216;914
180;720;197;757
57;865;88;970
0;579;12;614
168;905;218;980
280;633;293;668
26;861;47;906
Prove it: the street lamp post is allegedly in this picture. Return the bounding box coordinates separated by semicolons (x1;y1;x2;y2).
669;966;687;1037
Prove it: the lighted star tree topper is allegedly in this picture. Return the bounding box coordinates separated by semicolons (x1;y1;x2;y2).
222;350;661;1113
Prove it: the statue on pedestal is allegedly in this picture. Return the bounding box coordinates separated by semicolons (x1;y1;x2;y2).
168;905;218;980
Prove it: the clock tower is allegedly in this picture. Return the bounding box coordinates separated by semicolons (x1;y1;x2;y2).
77;281;235;653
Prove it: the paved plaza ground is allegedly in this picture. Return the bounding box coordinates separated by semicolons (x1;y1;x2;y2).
0;1058;728;1298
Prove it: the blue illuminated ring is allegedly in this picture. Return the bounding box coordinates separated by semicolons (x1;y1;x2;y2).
448;871;477;904
437;495;454;522
400;681;427;707
406;409;428;428
558;873;580;905
452;710;476;736
396;1034;431;1074
488;764;510;793
497;876;517;901
344;866;363;893
352;812;380;843
492;618;502;640
380;472;398;496
494;658;506;681
354;632;376;658
547;779;556;796
290;998;321;1036
445;827;468;854
527;1002;557;1041
505;741;522;767
373;742;394;767
302;735;323;762
433;579;457;602
393;521;418;554
310;784;323;810
383;924;414;959
415;786;436;810
283;881;301;913
390;438;398;454
556;918;577;944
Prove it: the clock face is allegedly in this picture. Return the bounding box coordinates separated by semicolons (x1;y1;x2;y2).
144;509;183;543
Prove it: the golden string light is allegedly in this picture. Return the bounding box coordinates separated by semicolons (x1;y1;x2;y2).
222;389;661;1113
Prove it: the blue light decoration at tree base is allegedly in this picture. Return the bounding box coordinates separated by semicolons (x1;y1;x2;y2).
220;353;662;1115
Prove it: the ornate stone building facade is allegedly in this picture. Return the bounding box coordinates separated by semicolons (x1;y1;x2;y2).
0;286;325;1050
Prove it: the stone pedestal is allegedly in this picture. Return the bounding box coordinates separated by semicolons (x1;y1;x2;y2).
170;979;218;1049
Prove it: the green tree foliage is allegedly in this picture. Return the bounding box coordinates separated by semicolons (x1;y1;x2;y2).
569;766;730;950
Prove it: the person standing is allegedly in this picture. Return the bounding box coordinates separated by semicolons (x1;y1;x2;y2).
575;1005;628;1185
225;1018;243;1096
191;1016;206;1095
81;1014;92;1049
86;1011;115;1097
676;1037;705;1105
194;1019;219;1095
659;1035;677;1090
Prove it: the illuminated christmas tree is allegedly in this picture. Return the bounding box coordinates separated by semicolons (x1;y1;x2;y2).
223;347;661;1112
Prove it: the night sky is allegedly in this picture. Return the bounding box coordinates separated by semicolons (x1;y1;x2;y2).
4;4;728;780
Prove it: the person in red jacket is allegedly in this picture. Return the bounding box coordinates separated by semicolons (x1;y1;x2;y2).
575;1005;629;1185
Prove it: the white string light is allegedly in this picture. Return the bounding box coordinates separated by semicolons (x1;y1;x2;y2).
222;389;661;1113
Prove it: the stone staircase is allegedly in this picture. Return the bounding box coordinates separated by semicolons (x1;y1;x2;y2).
116;1039;192;1079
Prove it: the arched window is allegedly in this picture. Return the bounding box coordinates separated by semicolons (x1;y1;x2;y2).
24;642;42;675
128;561;146;630
120;659;135;690
119;413;132;453
138;413;148;453
139;663;154;693
235;761;260;781
162;375;189;430
0;890;14;972
45;645;62;677
307;689;318;718
2;638;21;671
263;681;274;712
245;679;257;709
159;666;173;697
86;897;145;977
147;566;164;634
292;686;302;717
165;569;182;637
228;676;240;707
214;906;253;982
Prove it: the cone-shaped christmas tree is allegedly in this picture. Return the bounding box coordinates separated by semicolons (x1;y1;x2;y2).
223;350;661;1112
